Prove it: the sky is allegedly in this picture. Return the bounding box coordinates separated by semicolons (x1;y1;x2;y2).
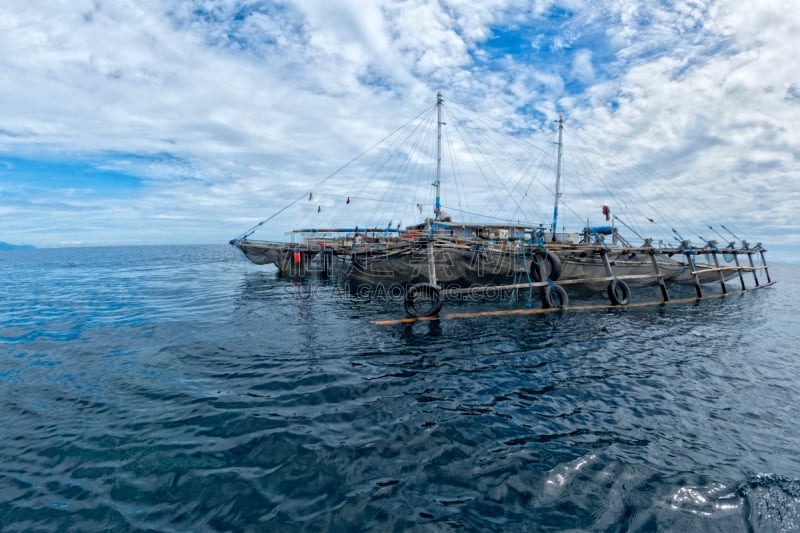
1;0;798;262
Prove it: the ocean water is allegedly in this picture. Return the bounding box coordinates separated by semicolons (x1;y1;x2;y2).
1;244;799;532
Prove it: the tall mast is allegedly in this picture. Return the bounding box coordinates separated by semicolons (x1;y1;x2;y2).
551;113;564;241
434;92;443;219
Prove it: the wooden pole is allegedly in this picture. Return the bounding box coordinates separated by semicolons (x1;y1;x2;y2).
649;249;670;302
747;252;760;287
711;250;727;294
686;251;703;298
760;249;772;284
732;251;747;290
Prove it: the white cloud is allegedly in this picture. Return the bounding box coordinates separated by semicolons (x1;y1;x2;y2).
571;49;595;83
551;0;799;256
0;0;797;263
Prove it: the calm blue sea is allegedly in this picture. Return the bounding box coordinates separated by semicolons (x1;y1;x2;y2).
1;245;799;531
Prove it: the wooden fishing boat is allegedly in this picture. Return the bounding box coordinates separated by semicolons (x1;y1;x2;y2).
231;93;773;316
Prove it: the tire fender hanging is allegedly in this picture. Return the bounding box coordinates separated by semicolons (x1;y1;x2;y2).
404;283;444;318
530;251;562;282
607;278;631;306
541;284;569;308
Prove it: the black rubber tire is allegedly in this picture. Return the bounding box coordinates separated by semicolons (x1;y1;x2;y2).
541;284;569;308
404;283;444;318
530;251;562;282
607;278;631;306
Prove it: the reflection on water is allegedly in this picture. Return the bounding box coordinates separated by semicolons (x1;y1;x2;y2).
1;248;798;530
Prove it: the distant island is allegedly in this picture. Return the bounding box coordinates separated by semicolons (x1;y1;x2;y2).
0;241;36;251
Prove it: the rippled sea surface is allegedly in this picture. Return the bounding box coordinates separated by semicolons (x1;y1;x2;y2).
2;245;799;532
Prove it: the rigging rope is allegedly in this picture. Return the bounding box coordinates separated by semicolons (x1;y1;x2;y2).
235;102;436;240
235;96;760;249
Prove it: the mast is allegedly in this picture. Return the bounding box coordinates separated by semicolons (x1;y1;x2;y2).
551;113;564;241
434;92;443;219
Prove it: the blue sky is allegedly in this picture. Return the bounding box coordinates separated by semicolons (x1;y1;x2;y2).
1;1;798;262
